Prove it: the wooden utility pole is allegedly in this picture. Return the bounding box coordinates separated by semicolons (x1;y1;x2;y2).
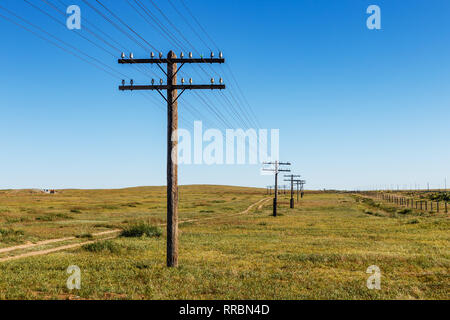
167;51;178;268
263;161;291;217
284;175;301;209
293;179;306;202
119;51;225;267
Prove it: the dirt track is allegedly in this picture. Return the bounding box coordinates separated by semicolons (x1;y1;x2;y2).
0;197;270;263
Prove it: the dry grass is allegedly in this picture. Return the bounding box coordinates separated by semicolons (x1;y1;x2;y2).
0;187;448;300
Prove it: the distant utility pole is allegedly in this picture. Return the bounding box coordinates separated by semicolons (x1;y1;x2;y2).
284;175;301;208
294;181;301;201
263;161;291;217
293;179;306;201
118;51;225;268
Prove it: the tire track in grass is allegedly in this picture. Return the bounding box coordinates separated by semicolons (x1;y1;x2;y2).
0;230;122;254
0;236;118;262
0;198;270;262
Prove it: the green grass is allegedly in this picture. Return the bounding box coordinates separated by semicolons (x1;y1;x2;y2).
121;223;162;238
0;228;25;244
82;240;121;254
0;187;448;300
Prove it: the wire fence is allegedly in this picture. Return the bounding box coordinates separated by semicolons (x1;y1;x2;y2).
360;191;449;214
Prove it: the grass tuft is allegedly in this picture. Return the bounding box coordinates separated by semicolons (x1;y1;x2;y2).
76;233;93;239
0;228;24;237
363;209;384;217
397;208;413;215
35;213;73;221
0;228;25;243
82;240;120;253
121;223;162;238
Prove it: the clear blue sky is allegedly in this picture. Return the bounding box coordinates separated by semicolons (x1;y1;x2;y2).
0;0;449;190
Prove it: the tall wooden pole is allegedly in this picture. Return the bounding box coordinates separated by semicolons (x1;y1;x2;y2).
167;51;178;268
274;162;278;217
119;51;225;268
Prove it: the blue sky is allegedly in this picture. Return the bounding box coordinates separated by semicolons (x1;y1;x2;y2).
0;0;449;190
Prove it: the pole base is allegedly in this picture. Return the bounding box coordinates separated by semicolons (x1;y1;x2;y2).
290;198;294;209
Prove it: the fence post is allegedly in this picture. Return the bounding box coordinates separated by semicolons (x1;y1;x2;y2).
445;201;448;213
437;201;439;213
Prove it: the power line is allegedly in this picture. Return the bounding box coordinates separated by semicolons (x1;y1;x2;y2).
167;0;212;52
0;4;127;80
179;0;221;51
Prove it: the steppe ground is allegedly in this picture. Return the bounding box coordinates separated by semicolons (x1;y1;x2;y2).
0;186;448;299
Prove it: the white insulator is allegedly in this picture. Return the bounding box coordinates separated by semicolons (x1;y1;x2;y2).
160;79;163;85
151;52;155;58
189;78;193;84
121;52;125;59
211;78;214;84
159;52;163;58
181;78;185;84
180;52;184;58
130;53;134;59
219;52;223;59
189;52;193;58
151;79;155;85
219;78;223;84
210;52;214;58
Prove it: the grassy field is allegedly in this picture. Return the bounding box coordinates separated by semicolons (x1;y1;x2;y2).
0;186;448;300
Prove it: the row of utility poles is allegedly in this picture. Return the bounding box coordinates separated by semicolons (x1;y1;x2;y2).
267;185;291;195
263;161;306;216
267;183;306;197
117;51;309;269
